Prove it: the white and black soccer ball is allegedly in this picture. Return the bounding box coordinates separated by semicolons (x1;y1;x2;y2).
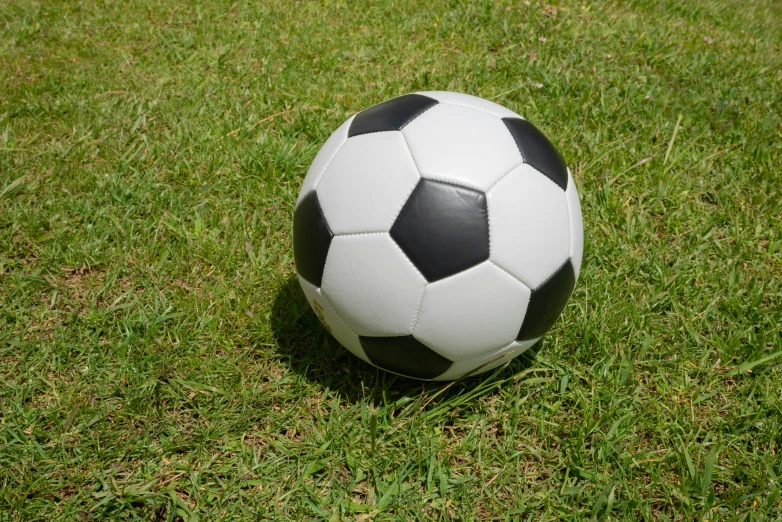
294;92;583;381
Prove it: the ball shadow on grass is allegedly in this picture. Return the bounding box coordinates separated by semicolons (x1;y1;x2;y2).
270;275;541;406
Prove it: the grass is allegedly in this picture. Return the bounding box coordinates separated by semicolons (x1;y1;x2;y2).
1;0;781;519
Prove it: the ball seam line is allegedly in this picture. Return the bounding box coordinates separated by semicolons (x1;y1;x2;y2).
418;175;484;192
486;160;525;193
399;130;423;176
333;230;387;238
398;99;440;131
535;258;572;292
485;161;523;260
438;100;521;119
315;191;333;237
381;232;430;334
410;332;452;361
409;284;428;335
388;133;424;226
343;128;400;137
488;259;533;292
385;231;429;285
535;166;569;191
487;192;493;258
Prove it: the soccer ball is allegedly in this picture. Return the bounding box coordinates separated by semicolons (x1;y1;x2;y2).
293;92;583;380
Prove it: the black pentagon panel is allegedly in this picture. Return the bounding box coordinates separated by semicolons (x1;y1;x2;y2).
348;94;438;137
503;118;568;191
360;335;452;379
517;259;576;341
293;191;333;287
391;179;489;282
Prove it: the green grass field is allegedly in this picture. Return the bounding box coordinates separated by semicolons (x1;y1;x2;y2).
2;0;781;519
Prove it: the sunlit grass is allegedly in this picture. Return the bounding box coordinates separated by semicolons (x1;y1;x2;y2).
1;0;780;519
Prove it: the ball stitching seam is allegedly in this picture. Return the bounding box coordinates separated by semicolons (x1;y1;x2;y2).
535;258;572;292
439;100;512;119
409;284;428;334
389;133;424;225
398;102;439;131
333;230;387;238
386;231;428;284
485;161;524;259
488;259;533;292
486;160;524;193
419;175;484;192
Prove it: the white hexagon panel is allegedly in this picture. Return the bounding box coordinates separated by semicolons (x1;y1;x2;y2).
413;261;530;362
402;103;522;190
321;233;426;337
316;131;420;235
488;163;571;290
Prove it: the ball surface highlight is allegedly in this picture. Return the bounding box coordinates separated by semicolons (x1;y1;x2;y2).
294;92;583;380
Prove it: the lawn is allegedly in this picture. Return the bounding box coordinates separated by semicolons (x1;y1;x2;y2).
1;0;781;519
